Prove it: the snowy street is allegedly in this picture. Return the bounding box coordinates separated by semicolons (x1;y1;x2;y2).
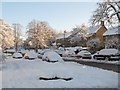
1;57;118;88
1;1;120;89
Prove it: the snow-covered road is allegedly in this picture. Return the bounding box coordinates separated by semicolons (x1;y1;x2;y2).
1;58;118;88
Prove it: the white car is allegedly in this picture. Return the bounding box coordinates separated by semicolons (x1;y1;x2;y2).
38;49;50;58
93;49;120;60
77;50;92;59
54;49;65;57
13;52;23;59
42;50;63;62
24;50;37;60
62;50;75;57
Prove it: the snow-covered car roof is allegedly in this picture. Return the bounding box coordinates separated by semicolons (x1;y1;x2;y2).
13;52;23;58
5;49;15;53
42;50;63;62
95;49;119;55
24;50;37;59
64;50;75;55
38;49;50;55
54;49;64;54
77;50;91;55
20;49;29;54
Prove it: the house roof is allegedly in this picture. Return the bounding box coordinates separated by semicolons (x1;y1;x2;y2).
88;25;100;34
103;26;120;36
56;32;72;39
56;28;80;40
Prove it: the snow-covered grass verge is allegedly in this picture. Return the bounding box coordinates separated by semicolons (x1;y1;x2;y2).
1;58;118;88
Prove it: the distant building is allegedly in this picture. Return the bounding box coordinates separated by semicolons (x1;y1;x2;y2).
56;28;81;47
103;26;120;50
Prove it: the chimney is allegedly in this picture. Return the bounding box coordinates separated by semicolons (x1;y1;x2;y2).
101;20;104;26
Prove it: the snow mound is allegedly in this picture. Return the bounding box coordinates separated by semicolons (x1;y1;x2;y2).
13;52;23;59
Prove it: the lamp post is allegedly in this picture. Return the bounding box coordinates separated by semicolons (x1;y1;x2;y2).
64;30;66;51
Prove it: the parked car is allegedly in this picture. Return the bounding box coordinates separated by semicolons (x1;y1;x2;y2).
38;49;50;58
93;49;120;61
62;50;75;57
3;48;15;55
42;50;63;62
24;50;37;60
76;50;92;59
54;49;65;57
20;49;29;56
13;52;23;59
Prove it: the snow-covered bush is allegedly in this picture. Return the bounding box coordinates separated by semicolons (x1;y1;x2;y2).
87;38;100;48
105;37;120;49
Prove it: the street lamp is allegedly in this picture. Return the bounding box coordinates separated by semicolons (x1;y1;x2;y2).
64;30;66;51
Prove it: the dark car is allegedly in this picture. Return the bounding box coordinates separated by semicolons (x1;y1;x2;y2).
93;49;120;61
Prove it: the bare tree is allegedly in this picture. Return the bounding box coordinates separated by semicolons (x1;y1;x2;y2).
68;24;89;46
0;19;14;49
13;23;22;52
90;0;120;26
27;20;56;52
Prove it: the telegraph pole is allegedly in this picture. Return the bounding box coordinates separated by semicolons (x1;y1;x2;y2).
64;30;66;51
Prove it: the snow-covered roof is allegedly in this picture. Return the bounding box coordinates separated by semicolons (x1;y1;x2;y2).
103;26;120;36
88;25;100;34
56;32;72;39
72;28;80;34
